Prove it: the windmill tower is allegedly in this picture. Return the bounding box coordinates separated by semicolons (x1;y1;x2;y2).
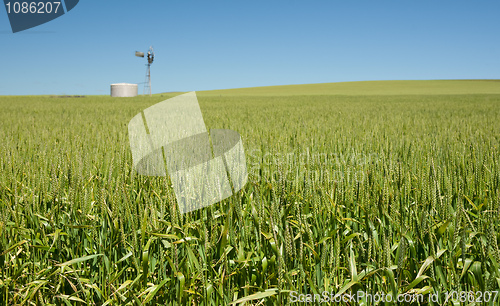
135;46;154;96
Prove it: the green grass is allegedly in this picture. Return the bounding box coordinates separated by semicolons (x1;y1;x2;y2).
1;80;500;305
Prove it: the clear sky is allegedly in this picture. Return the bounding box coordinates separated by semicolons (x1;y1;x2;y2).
1;0;499;95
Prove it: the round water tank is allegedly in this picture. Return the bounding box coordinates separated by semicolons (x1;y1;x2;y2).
110;83;138;97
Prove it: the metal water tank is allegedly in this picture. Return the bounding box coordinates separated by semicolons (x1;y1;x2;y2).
110;83;138;97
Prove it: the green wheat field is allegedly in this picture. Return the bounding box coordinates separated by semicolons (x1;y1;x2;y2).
1;80;500;305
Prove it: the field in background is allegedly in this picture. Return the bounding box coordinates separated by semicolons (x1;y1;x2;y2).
198;79;500;96
1;80;500;304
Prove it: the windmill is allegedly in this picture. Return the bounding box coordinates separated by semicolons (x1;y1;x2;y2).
135;46;154;96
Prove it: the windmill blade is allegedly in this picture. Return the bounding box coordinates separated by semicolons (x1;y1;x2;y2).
148;46;155;64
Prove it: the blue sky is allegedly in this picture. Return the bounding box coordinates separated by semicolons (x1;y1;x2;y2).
0;0;499;95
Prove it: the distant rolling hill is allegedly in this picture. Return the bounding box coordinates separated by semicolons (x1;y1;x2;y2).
194;80;500;96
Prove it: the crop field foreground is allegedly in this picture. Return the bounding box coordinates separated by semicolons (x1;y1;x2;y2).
1;80;500;305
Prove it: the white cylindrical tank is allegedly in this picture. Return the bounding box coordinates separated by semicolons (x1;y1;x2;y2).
110;83;138;97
